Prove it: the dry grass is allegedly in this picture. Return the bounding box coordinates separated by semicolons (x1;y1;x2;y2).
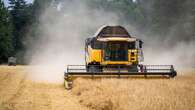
0;66;88;110
0;65;195;110
72;71;195;110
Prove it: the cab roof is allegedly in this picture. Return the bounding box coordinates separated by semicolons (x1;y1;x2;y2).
94;25;131;38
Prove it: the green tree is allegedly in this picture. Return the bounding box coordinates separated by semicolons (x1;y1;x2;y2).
0;0;13;63
8;0;33;63
138;0;186;35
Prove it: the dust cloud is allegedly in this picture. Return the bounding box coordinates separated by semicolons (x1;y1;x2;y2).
143;40;195;70
139;0;195;70
26;0;120;83
26;0;195;83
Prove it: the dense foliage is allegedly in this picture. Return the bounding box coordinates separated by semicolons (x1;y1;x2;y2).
0;0;13;63
0;0;195;64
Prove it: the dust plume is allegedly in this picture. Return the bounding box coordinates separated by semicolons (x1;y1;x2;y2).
137;0;195;70
26;0;195;83
26;0;121;83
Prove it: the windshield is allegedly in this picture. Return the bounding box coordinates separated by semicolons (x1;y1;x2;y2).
104;42;128;61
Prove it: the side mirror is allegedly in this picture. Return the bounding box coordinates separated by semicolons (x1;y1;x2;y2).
139;40;143;48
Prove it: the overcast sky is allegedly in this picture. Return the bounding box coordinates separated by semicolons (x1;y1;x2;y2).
3;0;137;7
3;0;34;6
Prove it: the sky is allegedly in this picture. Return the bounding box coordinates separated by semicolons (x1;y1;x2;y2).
3;0;34;7
3;0;136;6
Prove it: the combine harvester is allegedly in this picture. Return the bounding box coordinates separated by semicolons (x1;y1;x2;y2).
64;25;177;89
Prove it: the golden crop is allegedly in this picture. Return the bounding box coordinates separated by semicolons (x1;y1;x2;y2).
0;66;194;110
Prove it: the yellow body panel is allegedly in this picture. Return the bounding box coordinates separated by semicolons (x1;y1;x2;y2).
87;47;102;63
128;49;138;64
101;61;131;65
87;47;138;65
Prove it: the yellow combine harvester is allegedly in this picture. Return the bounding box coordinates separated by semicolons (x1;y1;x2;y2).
64;25;177;89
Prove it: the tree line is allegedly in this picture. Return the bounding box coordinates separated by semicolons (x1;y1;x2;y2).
0;0;195;64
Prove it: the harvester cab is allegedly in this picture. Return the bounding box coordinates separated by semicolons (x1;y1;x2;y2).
64;25;177;89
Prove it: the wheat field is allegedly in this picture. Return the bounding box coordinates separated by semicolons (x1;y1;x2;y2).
0;66;194;110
